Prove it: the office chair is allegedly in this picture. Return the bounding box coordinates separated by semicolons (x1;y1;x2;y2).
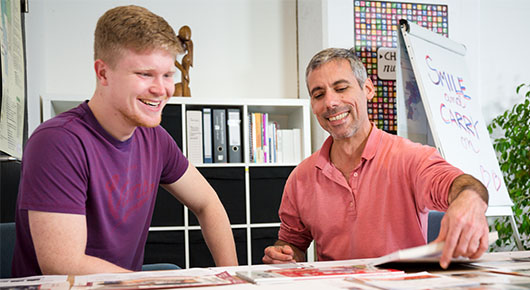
142;263;180;271
1;222;16;278
427;211;445;243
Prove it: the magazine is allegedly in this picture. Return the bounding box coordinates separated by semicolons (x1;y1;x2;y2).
0;275;69;290
235;264;403;284
346;271;479;290
71;271;245;290
0;282;70;290
369;231;498;266
471;260;530;277
443;270;530;285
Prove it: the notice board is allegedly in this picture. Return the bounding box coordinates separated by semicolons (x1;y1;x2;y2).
0;0;26;159
396;20;513;216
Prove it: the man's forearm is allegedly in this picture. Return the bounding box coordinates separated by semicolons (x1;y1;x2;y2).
196;203;238;266
40;254;130;275
448;174;488;205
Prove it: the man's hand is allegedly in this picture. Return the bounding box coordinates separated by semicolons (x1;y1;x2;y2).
433;189;489;269
263;245;296;264
262;241;305;264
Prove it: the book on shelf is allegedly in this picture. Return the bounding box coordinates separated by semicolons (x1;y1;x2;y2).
279;129;294;163
213;109;227;163
250;112;262;163
185;110;203;164
269;121;279;163
292;128;301;163
227;108;242;163
235;264;402;284
248;111;302;164
202;107;213;163
369;231;499;266
262;112;268;163
276;129;284;163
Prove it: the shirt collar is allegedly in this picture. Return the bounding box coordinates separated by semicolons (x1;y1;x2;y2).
315;123;382;170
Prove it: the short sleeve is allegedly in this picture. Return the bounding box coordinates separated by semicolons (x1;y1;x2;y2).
18;127;88;214
157;126;189;184
278;169;313;252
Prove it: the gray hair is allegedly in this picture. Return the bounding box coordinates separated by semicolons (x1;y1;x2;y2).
305;48;368;89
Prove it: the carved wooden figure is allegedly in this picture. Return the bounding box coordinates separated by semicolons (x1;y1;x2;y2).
173;25;193;97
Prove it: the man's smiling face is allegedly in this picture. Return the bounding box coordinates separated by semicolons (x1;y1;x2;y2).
308;58;374;140
103;48;176;130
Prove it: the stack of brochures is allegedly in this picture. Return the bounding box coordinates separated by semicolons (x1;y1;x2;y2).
235;264;403;284
71;270;246;290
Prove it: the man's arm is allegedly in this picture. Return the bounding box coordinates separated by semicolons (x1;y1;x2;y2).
29;211;130;275
262;240;305;264
433;174;489;269
162;163;238;266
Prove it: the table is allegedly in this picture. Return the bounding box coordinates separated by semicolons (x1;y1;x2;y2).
2;251;529;290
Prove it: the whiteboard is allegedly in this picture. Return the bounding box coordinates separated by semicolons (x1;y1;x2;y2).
397;20;513;215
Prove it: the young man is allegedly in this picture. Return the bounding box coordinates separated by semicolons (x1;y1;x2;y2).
12;5;237;277
263;48;489;269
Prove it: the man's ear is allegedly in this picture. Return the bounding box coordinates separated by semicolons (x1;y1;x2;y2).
94;59;110;86
363;78;375;101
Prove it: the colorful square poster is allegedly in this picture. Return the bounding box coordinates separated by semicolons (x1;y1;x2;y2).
354;1;448;134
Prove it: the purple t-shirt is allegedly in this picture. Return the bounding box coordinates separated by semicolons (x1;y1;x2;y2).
12;101;188;277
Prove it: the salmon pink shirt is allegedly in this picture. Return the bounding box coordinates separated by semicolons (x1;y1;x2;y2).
278;125;463;261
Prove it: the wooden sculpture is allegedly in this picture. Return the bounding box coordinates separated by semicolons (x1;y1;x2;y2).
173;25;193;97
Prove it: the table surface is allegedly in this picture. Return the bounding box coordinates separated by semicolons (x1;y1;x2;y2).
2;251;529;290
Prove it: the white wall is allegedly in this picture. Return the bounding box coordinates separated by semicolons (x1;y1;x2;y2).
25;0;298;134
297;0;355;151
479;0;530;124
24;0;530;140
298;0;530;151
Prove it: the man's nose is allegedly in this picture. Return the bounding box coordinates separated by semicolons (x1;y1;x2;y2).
149;77;166;96
324;91;341;108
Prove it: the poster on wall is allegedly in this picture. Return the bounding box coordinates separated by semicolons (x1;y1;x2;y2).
353;0;448;134
0;0;26;159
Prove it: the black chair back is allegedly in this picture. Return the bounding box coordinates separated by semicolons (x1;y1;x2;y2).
1;222;16;278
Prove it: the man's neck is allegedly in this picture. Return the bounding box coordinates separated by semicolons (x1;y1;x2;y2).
88;92;135;142
330;123;373;180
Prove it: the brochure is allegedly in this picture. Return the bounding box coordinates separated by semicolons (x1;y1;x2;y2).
369;231;498;266
0;275;69;290
0;282;70;290
71;271;245;290
235;264;402;284
347;271;479;290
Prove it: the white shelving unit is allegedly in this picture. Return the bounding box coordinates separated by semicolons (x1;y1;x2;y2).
42;96;312;268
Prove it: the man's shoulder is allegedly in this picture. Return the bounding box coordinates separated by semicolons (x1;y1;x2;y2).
289;149;320;179
380;130;435;151
37;102;89;132
29;103;94;149
376;130;439;163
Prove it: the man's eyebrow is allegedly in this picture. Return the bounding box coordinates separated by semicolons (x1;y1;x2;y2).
310;79;351;96
135;67;177;74
332;79;350;86
310;86;324;96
